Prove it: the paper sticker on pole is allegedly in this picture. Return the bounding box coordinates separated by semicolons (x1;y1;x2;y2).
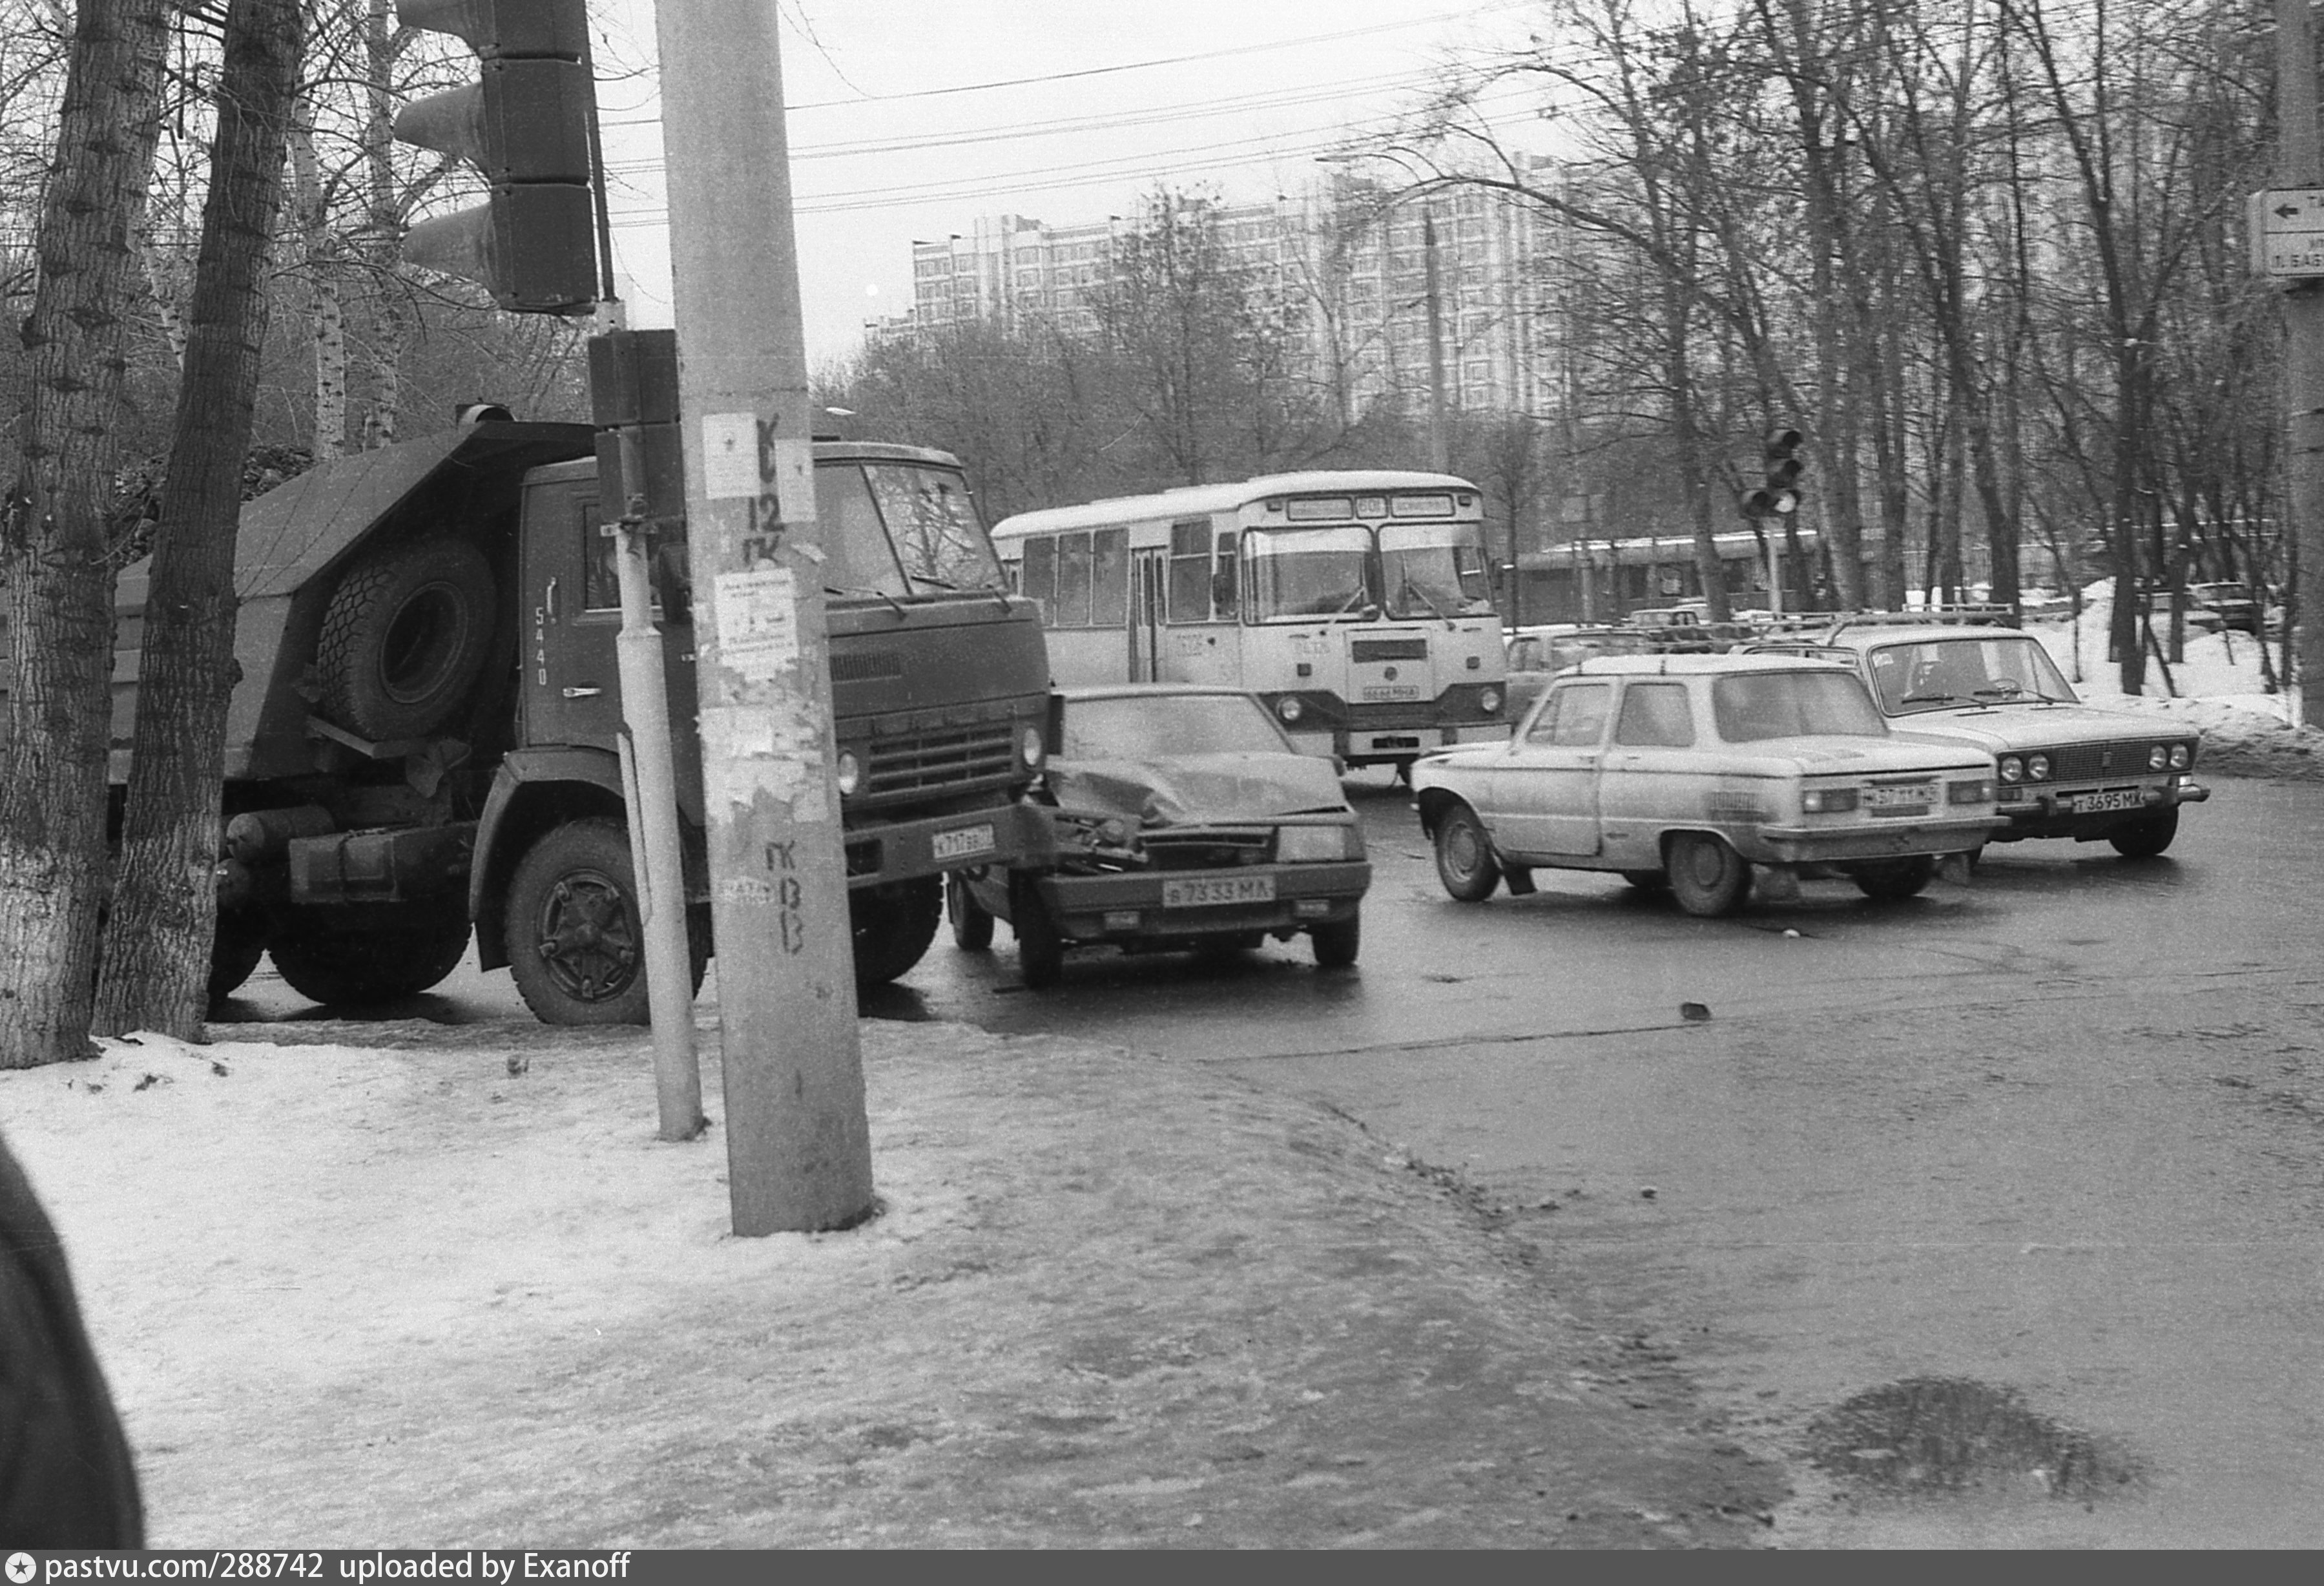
2248;189;2324;278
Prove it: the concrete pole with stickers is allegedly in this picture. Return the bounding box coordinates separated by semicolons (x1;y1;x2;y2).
652;0;875;1233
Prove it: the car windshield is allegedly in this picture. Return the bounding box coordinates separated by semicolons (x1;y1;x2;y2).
1379;525;1494;620
1243;527;1372;620
1865;634;2078;713
1713;671;1889;741
1062;694;1292;761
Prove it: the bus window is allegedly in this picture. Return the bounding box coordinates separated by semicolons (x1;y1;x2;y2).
1168;519;1212;621
1244;525;1371;621
811;463;909;596
864;463;1004;592
1055;532;1094;626
1021;536;1057;624
1380;522;1493;620
1091;528;1128;627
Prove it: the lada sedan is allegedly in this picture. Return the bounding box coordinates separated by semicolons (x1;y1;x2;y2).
948;685;1371;986
1748;619;2208;857
1410;654;2005;917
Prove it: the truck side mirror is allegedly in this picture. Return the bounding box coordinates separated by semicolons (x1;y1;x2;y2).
652;537;692;624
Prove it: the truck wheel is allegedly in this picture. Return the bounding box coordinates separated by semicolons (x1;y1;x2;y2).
505;818;703;1025
851;877;942;987
206;919;269;1006
1011;878;1066;990
271;918;470;1007
2108;807;2179;859
946;871;995;951
1310;910;1360;969
1850;854;1936;901
314;537;497;741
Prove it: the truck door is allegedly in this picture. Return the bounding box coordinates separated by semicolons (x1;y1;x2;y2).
521;479;696;764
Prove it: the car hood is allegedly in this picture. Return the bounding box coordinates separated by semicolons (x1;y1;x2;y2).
1047;753;1349;827
1887;702;2197;752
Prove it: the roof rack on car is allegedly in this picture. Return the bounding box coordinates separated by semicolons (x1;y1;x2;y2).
1826;604;2018;633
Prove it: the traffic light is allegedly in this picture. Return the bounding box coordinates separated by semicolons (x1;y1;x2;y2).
393;0;600;315
1741;426;1805;519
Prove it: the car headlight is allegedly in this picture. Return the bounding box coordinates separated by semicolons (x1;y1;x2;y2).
1277;696;1304;724
1479;687;1502;715
1021;724;1045;769
2148;744;2168;771
2028;753;2051;781
836;749;862;797
1276;823;1360;862
2170;744;2191;770
1999;755;2023;783
1949;778;1996;804
1800;787;1860;814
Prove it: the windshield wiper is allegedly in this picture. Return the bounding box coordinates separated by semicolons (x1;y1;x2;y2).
1900;691;1962;705
1322;583;1375;625
827;584;906;620
1398;578;1455;629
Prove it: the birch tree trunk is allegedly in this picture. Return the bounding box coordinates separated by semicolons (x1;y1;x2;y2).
359;0;404;447
289;94;348;461
0;0;169;1069
94;0;306;1040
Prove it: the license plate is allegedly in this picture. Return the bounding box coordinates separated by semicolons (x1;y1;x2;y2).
2073;788;2145;813
1361;685;1422;702
931;822;995;862
1865;784;1936;811
1161;874;1277;908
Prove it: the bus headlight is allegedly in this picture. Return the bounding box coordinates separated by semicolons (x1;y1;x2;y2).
1021;725;1045;769
836;749;862;797
1278;696;1304;725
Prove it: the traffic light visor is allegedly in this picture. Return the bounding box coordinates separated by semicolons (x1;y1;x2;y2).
397;0;590;59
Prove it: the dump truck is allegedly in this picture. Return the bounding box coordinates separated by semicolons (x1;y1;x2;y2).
74;418;1053;1023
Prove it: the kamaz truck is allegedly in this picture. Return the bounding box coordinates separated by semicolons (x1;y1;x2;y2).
91;418;1053;1023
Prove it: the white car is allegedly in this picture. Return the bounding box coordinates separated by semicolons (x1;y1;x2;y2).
1748;618;2208;858
1411;654;2005;917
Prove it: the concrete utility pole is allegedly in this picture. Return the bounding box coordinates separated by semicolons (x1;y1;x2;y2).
654;0;874;1233
2279;0;2324;728
1423;209;1451;475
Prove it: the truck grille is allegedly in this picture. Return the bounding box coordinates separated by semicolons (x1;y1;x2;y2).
866;723;1017;798
1141;830;1271;869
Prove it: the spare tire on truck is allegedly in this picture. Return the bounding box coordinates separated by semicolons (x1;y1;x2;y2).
312;537;497;741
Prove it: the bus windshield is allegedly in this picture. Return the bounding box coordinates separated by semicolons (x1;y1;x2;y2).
1380;523;1493;620
1244;526;1372;621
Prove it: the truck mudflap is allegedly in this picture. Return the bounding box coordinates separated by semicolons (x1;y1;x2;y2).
844;799;1056;888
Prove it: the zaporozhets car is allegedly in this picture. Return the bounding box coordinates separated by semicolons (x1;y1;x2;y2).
1747;615;2208;859
948;685;1371;986
1410;654;2007;917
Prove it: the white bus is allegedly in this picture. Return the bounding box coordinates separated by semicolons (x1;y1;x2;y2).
990;470;1510;770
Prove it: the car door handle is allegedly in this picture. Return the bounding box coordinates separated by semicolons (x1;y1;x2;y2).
561;686;603;699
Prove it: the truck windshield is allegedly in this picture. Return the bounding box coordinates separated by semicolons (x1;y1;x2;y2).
1243;526;1372;621
816;461;1005;597
1380;523;1494;620
1714;671;1890;741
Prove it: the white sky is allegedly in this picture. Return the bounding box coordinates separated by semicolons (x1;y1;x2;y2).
592;1;1539;371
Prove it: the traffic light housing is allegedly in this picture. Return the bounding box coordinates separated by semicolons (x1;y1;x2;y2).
394;0;600;315
1741;426;1805;519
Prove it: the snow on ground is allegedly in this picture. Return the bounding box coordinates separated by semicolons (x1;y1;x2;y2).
2014;585;2321;782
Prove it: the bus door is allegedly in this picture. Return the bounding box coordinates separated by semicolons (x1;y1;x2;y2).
1130;547;1168;681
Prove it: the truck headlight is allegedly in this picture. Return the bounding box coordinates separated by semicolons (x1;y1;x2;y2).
1479;687;1502;715
1278;696;1304;724
1277;823;1359;862
836;749;862;796
1021;725;1045;769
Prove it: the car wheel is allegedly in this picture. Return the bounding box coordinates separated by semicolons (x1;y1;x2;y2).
1309;910;1360;969
1011;875;1065;988
2108;807;2179;859
1851;854;1936;901
946;871;995;951
1432;802;1501;902
1619;869;1669;893
1666;832;1751;918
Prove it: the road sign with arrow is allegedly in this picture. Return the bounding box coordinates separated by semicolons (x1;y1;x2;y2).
2249;189;2324;278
